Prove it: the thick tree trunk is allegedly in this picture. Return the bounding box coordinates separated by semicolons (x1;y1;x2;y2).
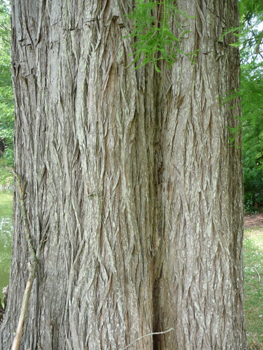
156;1;246;348
0;0;245;349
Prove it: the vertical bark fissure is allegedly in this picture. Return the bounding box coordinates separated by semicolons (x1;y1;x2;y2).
152;66;163;350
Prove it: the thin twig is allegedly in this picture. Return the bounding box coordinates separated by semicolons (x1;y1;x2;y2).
11;171;38;350
120;327;174;350
11;264;34;350
12;171;37;271
251;267;261;283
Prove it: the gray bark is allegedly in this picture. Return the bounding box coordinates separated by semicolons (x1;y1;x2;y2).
0;0;246;349
156;1;245;348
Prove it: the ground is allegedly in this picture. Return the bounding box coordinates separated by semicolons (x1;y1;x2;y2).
243;214;263;350
245;212;263;229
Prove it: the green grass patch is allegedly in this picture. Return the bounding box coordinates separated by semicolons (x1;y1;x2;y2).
0;190;13;216
0;191;13;304
244;228;263;349
0;158;13;188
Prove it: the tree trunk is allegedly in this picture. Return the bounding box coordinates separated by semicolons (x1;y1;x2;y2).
156;1;246;348
0;1;246;349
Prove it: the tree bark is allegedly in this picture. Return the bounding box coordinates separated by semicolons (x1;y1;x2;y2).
156;1;246;348
0;1;246;349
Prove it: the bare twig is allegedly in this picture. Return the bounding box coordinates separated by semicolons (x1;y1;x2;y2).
12;171;37;270
251;267;261;283
120;327;174;350
11;263;35;350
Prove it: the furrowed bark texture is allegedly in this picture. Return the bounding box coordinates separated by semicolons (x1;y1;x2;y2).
156;1;246;349
0;0;245;349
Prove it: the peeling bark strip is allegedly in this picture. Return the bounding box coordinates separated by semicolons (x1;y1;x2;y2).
0;1;246;349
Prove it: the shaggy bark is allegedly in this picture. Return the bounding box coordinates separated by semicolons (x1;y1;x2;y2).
0;0;245;349
155;1;246;348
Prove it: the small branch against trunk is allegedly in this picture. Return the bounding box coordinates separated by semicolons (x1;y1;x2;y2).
11;171;38;350
120;328;174;350
11;265;35;350
12;171;37;270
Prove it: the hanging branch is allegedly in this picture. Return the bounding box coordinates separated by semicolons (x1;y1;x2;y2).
11;171;38;350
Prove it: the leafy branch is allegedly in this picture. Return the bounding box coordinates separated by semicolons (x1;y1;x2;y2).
217;8;263;147
126;0;198;72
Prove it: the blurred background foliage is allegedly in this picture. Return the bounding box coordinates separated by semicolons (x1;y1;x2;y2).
238;0;263;212
0;0;13;186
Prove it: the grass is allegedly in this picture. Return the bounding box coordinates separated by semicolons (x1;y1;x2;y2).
244;227;263;349
0;157;13;188
0;190;13;216
0;191;13;305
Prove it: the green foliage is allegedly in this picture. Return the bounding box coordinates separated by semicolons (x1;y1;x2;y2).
0;0;14;180
219;1;263;207
244;194;255;213
0;159;13;186
244;192;262;213
238;0;263;71
0;191;12;302
239;0;263;24
126;0;198;72
241;59;263;203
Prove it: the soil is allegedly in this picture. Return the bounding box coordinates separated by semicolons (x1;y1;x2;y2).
244;212;263;228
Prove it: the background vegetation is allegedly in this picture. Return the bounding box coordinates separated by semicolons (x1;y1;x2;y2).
0;0;13;186
238;0;263;212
